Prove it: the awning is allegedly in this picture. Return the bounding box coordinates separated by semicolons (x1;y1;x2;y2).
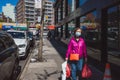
13;27;27;31
2;25;14;30
47;25;55;30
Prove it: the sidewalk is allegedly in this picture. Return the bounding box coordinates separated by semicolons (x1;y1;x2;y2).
22;38;103;80
22;38;64;80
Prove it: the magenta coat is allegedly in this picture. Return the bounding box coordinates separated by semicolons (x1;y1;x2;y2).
66;37;87;58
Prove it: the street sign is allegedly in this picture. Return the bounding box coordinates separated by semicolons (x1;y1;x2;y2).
35;0;42;8
38;16;41;22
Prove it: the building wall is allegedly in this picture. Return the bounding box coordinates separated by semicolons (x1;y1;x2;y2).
16;0;54;28
44;0;54;27
24;0;35;23
16;0;25;23
16;0;35;23
0;12;12;22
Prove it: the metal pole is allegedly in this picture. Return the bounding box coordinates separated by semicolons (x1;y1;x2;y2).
38;0;44;61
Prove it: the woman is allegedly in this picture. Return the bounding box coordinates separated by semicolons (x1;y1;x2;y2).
65;27;87;80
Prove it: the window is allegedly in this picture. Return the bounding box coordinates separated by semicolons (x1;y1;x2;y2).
79;0;88;6
58;5;61;22
68;20;75;39
107;5;120;51
62;0;65;19
80;11;99;41
1;34;14;47
67;0;76;14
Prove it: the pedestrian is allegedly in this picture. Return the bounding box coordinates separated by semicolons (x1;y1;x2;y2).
47;29;51;40
65;27;87;80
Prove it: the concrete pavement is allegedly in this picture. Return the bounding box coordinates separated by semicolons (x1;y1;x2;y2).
21;37;103;80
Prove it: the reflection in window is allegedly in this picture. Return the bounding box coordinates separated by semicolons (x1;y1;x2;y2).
62;0;65;19
79;0;88;6
68;0;75;14
107;6;119;51
8;32;25;39
63;25;66;39
68;20;75;38
58;6;61;22
80;11;99;41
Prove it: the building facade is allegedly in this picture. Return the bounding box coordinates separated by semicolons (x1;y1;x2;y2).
16;0;35;23
0;12;12;22
2;4;15;22
44;0;54;28
54;0;120;79
16;0;54;28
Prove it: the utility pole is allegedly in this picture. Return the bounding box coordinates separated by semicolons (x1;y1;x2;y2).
38;0;44;61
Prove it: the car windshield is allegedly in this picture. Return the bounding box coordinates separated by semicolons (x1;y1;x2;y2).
28;32;33;38
8;32;25;39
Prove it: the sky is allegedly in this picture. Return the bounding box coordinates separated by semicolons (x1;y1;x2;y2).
0;0;54;12
0;0;18;12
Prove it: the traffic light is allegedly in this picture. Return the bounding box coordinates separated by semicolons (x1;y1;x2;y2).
46;15;48;20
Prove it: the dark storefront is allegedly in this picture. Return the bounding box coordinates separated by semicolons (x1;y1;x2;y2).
54;0;120;79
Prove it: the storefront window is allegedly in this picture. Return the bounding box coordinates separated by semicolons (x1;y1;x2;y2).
63;25;66;39
68;0;75;15
58;6;61;22
80;11;99;42
107;6;120;51
79;0;88;6
62;0;65;19
68;20;75;39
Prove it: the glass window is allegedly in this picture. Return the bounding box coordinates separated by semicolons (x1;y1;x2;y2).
1;34;14;47
62;0;65;19
58;6;61;22
62;25;66;39
8;32;25;39
107;6;120;51
79;0;88;6
68;20;75;39
80;11;99;41
68;0;76;15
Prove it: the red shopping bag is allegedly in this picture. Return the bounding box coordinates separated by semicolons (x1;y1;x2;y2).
82;64;92;78
66;64;71;78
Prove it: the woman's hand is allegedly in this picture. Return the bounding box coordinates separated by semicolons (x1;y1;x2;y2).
65;58;68;61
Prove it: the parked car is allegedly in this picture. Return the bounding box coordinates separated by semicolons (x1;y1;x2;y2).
27;31;35;48
7;30;30;59
0;30;19;80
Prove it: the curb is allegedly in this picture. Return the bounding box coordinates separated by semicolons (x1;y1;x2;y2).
17;49;33;80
